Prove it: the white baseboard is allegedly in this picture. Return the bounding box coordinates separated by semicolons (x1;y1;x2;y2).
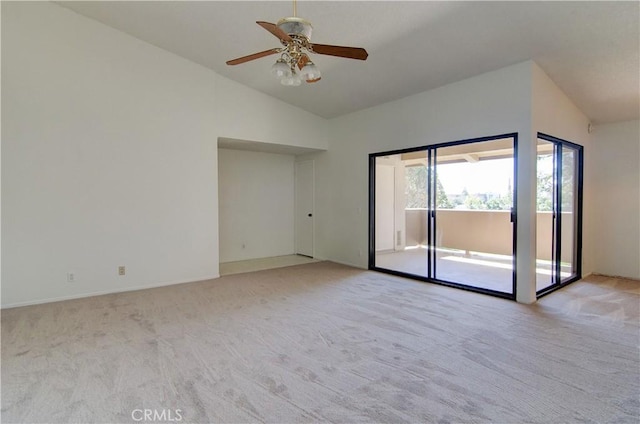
321;257;367;270
1;274;220;309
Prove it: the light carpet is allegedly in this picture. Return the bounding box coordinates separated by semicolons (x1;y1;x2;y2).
2;262;638;423
220;255;319;276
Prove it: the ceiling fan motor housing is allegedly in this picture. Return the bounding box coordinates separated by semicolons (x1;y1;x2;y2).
277;17;313;40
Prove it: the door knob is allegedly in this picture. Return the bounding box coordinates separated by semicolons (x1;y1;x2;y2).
308;213;313;217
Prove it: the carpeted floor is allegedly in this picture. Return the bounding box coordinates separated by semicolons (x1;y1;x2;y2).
1;262;638;423
220;254;319;276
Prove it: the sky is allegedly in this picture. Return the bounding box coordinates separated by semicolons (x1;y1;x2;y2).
437;158;514;195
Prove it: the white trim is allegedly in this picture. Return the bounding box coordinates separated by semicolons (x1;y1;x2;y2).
323;258;366;270
294;159;315;258
1;274;220;309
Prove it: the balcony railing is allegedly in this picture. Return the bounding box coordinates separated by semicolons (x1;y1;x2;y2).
405;209;574;261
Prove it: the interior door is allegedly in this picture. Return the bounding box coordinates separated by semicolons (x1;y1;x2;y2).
295;160;314;257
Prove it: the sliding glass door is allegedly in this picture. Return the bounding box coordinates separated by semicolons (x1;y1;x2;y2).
370;132;582;300
536;134;583;296
536;138;556;290
433;138;516;294
559;144;581;282
370;134;517;299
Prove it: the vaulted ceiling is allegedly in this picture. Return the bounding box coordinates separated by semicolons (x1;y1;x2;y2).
58;1;639;124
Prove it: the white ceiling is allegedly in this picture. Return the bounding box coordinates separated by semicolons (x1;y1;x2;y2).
58;1;639;123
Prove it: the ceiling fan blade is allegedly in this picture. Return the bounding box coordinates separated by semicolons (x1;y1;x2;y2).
311;44;368;60
226;48;280;66
257;21;292;43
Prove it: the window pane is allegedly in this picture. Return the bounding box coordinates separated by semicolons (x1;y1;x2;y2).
536;139;555;291
434;138;515;294
374;153;429;278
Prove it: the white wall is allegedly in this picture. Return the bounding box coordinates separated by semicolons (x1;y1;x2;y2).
312;62;533;275
215;75;328;150
532;63;593;283
218;149;294;262
590;120;640;279
532;63;592;144
375;164;395;251
374;155;406;252
1;2;327;308
2;1;218;307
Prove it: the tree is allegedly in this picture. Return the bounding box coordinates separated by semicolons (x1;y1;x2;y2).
405;165;427;208
537;154;553;212
536;152;576;212
405;165;452;209
486;196;504;210
464;194;487;210
561;151;575;212
436;177;453;209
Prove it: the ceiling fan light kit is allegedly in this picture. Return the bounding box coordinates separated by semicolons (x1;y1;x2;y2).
271;58;292;79
299;61;321;81
281;72;302;87
226;2;368;86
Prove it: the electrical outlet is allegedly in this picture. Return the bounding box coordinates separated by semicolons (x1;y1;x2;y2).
67;272;76;282
118;266;126;276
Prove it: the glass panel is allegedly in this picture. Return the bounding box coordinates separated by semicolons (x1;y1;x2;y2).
536;139;556;291
559;146;578;282
374;152;429;278
433;138;515;294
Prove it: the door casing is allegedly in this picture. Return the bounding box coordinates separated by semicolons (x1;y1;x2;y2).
295;160;314;257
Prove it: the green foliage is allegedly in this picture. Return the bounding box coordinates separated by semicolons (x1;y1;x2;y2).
537;169;553;212
402;153;574;213
536;152;576;212
464;194;487;210
405;165;514;210
405;166;427;208
405;166;453;209
561;151;575;212
436;177;453;209
486;195;511;211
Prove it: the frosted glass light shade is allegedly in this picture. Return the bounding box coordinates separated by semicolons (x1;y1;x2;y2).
281;72;302;86
300;62;321;81
271;59;292;79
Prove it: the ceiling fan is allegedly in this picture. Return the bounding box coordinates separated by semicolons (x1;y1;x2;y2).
226;0;368;86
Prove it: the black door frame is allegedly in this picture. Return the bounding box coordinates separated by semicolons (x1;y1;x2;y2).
536;133;584;298
368;133;518;300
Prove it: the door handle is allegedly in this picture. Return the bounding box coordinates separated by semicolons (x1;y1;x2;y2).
308;213;313;217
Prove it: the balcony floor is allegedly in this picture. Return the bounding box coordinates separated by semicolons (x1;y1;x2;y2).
375;247;569;294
